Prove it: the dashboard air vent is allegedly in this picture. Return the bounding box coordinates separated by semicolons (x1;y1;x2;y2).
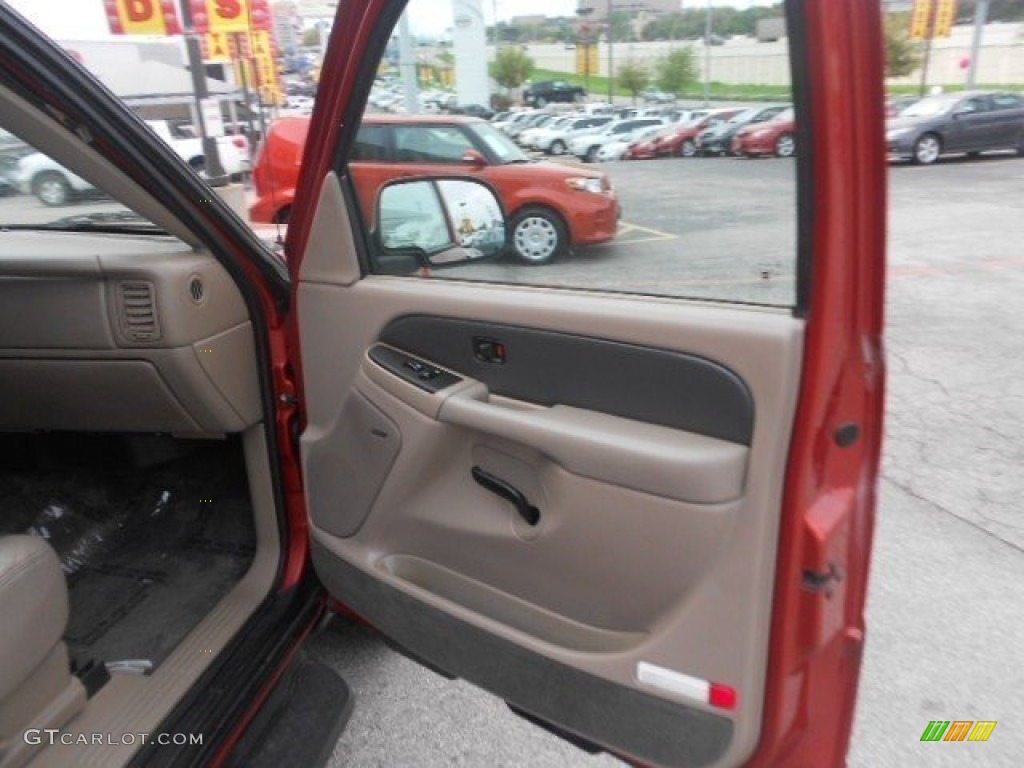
117;281;160;342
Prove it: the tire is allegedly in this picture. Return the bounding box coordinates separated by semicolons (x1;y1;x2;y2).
549;139;567;156
585;145;599;163
679;139;697;158
912;133;941;165
535;96;547;108
510;206;568;265
33;171;71;206
774;132;796;158
188;155;206;175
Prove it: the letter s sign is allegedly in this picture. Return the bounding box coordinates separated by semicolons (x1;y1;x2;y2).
213;0;242;20
207;0;248;32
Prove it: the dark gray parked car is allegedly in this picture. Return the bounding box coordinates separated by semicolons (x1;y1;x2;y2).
886;91;1024;165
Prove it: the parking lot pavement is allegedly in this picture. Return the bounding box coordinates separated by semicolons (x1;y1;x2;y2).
310;151;1024;767
448;154;799;306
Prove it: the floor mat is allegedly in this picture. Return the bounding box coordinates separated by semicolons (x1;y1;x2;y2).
0;434;257;669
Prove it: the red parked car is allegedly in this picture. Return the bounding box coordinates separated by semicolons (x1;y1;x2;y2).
732;108;797;157
628;109;745;159
251;114;619;264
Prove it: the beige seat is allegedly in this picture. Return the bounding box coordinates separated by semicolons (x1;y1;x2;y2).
0;536;85;768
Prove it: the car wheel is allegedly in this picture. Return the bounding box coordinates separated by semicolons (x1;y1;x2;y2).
585;146;599;163
535;96;547;108
510;206;568;265
775;132;796;158
549;139;567;156
33;171;71;206
912;133;941;165
188;155;207;175
679;139;697;158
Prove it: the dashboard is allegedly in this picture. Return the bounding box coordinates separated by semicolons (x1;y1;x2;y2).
0;230;261;434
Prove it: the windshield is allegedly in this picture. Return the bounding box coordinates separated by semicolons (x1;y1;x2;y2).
467;123;530;164
0;128;166;233
901;95;958;118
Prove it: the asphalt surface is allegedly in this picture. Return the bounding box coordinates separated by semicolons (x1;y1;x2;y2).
307;151;1024;767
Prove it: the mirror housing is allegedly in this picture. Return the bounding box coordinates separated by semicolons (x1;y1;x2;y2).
953;107;973;118
373;177;507;275
461;149;487;167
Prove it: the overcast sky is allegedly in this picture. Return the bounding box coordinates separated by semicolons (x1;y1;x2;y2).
4;0;775;40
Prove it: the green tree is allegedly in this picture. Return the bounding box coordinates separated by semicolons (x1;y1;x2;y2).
883;13;922;78
609;11;634;42
492;46;535;91
656;47;698;96
616;58;650;105
301;27;321;48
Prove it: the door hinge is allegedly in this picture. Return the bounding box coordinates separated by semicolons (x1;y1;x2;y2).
802;562;844;597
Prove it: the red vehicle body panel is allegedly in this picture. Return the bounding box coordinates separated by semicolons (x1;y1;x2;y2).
732;117;797;156
252;115;618;245
282;1;888;765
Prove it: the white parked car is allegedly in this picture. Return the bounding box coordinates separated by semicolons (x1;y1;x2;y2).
13;152;96;205
595;124;664;162
569;118;666;162
508;112;555;142
519;116;573;149
16;121;250;206
528;115;614;155
145;120;250;177
499;110;539;137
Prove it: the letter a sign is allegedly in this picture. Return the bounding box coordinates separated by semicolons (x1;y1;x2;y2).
104;0;182;36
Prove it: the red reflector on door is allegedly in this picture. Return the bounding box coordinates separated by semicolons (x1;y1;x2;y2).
709;683;738;710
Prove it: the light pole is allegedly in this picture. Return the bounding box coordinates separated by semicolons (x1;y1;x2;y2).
703;0;712;106
178;0;227;184
607;0;614;103
966;0;989;90
398;11;419;114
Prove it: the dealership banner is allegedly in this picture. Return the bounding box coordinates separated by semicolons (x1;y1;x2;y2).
188;0;273;34
104;0;182;36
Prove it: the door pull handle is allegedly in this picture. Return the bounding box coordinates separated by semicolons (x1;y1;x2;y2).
471;466;540;526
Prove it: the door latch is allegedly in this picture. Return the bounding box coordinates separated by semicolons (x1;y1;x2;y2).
473;337;507;364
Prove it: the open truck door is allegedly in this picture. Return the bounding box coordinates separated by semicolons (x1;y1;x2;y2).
285;1;887;765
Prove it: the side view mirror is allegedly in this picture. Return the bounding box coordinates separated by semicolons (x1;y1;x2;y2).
461;149;487;167
374;177;507;275
953;107;973;118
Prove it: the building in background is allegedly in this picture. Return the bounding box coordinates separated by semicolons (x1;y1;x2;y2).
271;1;302;57
576;0;682;20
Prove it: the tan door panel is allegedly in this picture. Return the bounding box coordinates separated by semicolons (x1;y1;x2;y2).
298;194;804;768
